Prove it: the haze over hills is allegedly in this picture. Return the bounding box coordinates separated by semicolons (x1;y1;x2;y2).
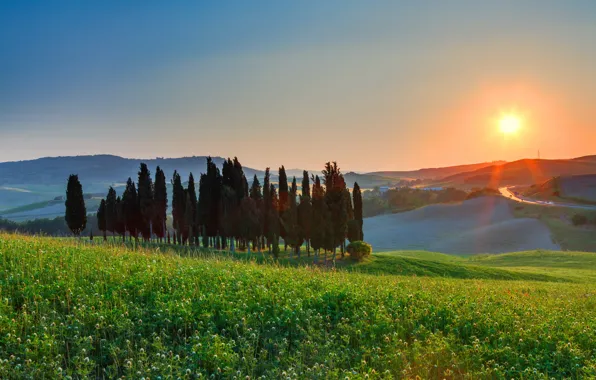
367;161;506;180
0;155;264;187
434;155;596;189
1;153;596;215
0;155;263;211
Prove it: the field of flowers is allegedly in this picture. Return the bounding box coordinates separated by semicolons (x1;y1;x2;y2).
0;233;595;378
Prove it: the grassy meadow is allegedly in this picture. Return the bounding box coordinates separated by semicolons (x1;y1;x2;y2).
0;234;595;378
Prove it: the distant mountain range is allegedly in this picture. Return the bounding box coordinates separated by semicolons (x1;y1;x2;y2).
0;155;264;187
1;154;596;213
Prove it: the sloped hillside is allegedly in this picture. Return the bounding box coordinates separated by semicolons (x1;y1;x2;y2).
436;156;596;188
363;197;559;253
368;161;505;180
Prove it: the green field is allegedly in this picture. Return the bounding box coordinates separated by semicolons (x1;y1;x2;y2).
0;234;595;378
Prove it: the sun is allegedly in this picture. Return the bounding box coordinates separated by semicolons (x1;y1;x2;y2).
499;114;521;135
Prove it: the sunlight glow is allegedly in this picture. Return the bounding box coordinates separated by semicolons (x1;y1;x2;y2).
499;114;521;135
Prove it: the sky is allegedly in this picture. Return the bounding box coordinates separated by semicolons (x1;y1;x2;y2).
1;1;595;172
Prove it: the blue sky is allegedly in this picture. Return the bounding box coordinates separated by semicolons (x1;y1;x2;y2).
1;1;595;171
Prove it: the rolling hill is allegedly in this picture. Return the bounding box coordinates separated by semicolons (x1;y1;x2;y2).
367;161;505;180
0;155;264;187
0;155;264;211
434;155;596;188
363;196;558;253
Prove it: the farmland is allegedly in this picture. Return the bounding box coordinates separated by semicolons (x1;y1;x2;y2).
0;234;595;378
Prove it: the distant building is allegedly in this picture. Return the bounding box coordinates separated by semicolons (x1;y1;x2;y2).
379;186;390;194
422;187;443;191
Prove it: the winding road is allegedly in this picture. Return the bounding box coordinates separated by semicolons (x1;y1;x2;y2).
499;187;596;210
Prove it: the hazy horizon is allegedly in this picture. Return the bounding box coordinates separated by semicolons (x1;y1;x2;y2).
2;1;595;171
1;151;592;174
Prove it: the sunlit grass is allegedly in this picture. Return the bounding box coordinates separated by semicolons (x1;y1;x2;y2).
0;233;595;378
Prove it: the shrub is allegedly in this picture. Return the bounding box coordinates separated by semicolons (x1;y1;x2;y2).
572;214;588;226
347;241;372;261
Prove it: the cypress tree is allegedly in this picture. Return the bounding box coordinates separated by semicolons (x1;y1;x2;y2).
282;177;302;257
105;187;117;238
278;166;289;250
268;184;280;256
115;196;126;240
207;158;222;245
97;199;107;241
187;173;198;243
122;177;139;241
221;159;237;250
171;171;185;244
250;175;263;204
239;197;259;254
65;174;87;236
233;157;246;202
298;170;312;255
262;168;271;249
184;191;193;245
342;187;354;251
249;175;263;251
153;166;168;242
137;163;154;241
353;182;364;241
198;173;209;247
322;162;348;261
278;166;289;212
310;175;327;262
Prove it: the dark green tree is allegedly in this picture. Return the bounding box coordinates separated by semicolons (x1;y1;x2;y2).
105;187;117;238
262;168;271;250
221;158;238;251
282;177;302;257
153;166;168;241
187;173;198;244
310;175;327;262
171;170;185;244
115;196;126;239
323;162;349;261
278;166;289;251
342;187;354;252
97;199;107;241
352;182;364;241
122;177;139;241
137;163;154;241
268;184;280;256
249;175;263;251
239;197;260;254
298;170;312;255
198;173;209;247
184;191;194;245
65;174;87;236
207;158;223;245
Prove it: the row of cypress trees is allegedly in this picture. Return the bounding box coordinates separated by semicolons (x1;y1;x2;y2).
91;158;364;258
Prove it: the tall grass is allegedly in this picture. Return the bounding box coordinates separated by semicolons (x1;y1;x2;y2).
0;233;595;378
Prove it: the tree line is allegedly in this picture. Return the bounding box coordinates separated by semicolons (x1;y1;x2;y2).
65;158;364;259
